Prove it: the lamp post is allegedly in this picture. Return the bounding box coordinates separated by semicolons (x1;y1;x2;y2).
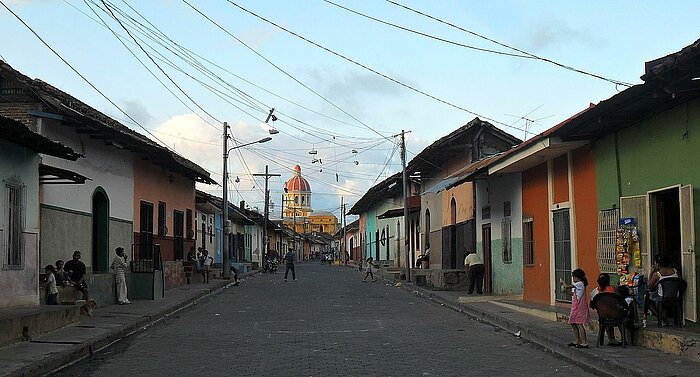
222;122;271;279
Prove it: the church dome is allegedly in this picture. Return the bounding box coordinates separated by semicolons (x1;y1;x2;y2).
285;165;311;192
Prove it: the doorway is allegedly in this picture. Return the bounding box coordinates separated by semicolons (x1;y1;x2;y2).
650;188;682;270
450;198;457;269
482;224;492;293
553;209;572;302
92;188;110;272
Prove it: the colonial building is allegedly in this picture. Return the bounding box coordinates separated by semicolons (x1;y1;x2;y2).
282;165;338;237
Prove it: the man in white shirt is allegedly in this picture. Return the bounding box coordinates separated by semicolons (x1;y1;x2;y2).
464;251;485;294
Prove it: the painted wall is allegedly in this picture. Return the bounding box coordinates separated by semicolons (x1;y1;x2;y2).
0;140;40;307
422;191;442;269
476;173;524;295
571;147;601;295
552;155;569;204
441;182;475;225
133;160;196;261
521;163;551;304
39;118;134;221
595;98;700;318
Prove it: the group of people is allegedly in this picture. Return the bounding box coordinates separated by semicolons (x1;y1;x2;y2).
187;247;214;284
561;254;681;349
42;248;130;306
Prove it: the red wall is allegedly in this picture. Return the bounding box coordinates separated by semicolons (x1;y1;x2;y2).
522;163;551;304
572;147;600;295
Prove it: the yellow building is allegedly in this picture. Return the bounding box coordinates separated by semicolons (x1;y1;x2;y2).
283;165;337;234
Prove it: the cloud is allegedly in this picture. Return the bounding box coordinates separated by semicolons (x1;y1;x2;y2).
523;17;605;51
121;100;155;127
238;25;280;49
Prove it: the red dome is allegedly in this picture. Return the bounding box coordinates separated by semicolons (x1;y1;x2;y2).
285;165;311;192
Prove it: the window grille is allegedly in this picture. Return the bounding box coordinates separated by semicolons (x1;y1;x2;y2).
523;218;534;266
504;201;512;217
597;209;619;273
5;182;25;269
482;205;491;220
501;217;512;264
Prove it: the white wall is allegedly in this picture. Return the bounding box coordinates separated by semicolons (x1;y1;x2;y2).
38;118;134;221
476;173;523;245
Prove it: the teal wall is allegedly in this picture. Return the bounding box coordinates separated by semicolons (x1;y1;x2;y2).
594;97;700;320
476;238;524;295
367;208;376;259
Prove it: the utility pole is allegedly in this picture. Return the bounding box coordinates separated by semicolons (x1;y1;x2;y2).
222;122;230;279
340;197;344;263
253;165;280;262
342;199;347;264
400;130;411;282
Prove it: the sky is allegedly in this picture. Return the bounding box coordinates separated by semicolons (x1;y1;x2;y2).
2;0;700;220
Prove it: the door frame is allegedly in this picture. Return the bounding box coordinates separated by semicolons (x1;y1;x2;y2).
482;223;492;294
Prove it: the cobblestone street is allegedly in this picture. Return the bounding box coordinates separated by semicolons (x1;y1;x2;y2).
55;264;597;377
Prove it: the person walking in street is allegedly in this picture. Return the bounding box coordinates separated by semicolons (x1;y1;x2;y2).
463;251;485;294
201;249;213;284
65;250;89;300
560;268;591;349
43;265;59;305
362;257;376;283
111;247;130;305
284;248;296;282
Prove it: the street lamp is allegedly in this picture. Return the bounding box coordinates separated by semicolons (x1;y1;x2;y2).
222;122;271;279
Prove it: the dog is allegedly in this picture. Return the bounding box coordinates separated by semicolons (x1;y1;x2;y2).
79;299;97;317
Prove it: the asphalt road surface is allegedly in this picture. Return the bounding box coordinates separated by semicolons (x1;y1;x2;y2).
52;263;598;377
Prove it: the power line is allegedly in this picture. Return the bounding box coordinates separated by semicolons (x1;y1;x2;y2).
0;0;173;150
324;0;532;59
385;0;634;87
224;0;531;136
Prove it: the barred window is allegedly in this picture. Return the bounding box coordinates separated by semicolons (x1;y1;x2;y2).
597;209;619;273
501;217;512;264
5;182;25;269
504;201;512;217
482;205;491;220
523;218;534;266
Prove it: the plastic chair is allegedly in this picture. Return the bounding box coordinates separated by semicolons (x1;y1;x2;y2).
648;277;687;327
590;292;631;347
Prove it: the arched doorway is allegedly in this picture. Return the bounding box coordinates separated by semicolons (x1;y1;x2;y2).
92;188;110;272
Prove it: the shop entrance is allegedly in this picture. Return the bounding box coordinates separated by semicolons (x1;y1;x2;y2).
650;188;682;271
482;224;492;293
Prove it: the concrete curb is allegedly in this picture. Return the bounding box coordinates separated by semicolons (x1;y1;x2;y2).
6;270;260;377
372;270;651;377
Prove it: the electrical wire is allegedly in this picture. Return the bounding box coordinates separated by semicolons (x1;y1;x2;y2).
0;0;173;151
324;0;532;59
385;0;634;87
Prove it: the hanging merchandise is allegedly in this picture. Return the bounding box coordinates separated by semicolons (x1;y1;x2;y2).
615;228;628;275
630;227;641;267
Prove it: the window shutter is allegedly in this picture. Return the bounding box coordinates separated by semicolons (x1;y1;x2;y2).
596;209;618;273
680;185;696;323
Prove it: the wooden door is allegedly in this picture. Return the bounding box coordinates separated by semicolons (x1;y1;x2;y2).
680;185;697;322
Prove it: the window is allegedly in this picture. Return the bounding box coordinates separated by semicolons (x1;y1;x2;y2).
173;210;184;260
501;216;512;264
523;218;534;266
186;209;193;239
424;210;431;248
504;201;512;217
5;182;25;269
301;196;305;204
140;201;154;259
597;209;619;273
158;202;166;236
294;196;299;204
482;205;491;220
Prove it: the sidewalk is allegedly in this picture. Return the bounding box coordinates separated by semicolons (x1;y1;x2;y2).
0;271;258;377
373;267;700;377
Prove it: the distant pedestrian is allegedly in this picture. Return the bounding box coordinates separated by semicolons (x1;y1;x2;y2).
560;268;591;349
284;249;296;282
111;247;130;305
463;251;484;294
201;249;213;284
362;257;376;283
43;265;58;305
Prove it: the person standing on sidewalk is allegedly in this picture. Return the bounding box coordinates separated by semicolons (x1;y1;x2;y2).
43;265;59;305
561;268;591;348
284;248;296;282
463;251;485;294
201;249;214;284
111;247;130;305
362;257;376;282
